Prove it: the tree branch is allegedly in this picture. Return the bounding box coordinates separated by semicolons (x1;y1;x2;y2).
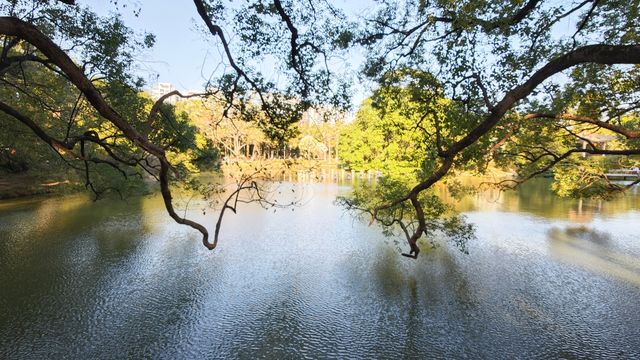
523;112;640;138
0;16;211;247
371;43;640;257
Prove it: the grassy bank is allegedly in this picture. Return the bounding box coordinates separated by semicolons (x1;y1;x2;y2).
0;172;77;200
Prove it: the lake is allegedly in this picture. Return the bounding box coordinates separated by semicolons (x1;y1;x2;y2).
0;179;639;359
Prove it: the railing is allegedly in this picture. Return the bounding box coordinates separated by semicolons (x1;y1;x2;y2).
605;169;640;181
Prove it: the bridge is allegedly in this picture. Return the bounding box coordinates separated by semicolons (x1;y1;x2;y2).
605;169;640;181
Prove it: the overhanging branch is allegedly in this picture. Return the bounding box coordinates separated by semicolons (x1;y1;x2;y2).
372;43;640;257
0;16;211;247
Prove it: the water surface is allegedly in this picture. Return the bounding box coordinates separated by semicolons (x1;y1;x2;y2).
0;181;639;359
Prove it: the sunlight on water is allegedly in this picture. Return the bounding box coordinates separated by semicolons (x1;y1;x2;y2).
548;227;640;286
0;181;639;359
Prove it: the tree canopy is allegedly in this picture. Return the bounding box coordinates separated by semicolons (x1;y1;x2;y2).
1;0;640;257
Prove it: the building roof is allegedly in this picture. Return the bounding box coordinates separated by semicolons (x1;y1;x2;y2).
578;132;618;142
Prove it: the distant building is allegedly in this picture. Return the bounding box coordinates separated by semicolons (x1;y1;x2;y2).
148;83;205;104
149;82;178;104
577;132;618;157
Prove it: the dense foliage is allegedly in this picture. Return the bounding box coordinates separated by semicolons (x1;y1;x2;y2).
0;1;217;198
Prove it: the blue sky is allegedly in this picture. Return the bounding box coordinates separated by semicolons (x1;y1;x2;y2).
83;0;222;91
82;0;375;102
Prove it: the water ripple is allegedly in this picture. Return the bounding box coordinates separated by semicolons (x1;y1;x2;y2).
1;186;639;359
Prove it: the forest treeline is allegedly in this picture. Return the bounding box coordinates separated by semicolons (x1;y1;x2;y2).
2;81;637;199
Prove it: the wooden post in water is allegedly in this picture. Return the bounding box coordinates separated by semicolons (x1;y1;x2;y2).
578;198;583;215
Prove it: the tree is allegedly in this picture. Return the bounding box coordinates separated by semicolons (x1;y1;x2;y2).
340;0;640;257
297;135;325;159
338;70;475;256
0;1;216;248
338;72;452;179
1;0;640;257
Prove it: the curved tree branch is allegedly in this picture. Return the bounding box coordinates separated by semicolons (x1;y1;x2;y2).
524;112;640;138
372;43;640;257
0;16;211;246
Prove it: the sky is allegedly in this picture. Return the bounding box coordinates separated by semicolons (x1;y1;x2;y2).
81;0;375;105
83;0;224;91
